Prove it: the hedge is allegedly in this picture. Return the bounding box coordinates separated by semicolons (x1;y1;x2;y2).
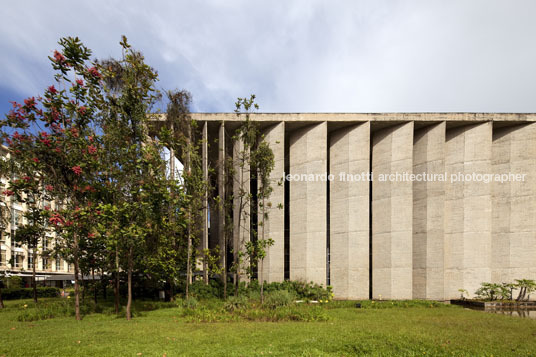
1;287;60;300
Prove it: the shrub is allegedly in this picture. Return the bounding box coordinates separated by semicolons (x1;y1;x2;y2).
2;287;60;300
181;297;199;310
224;295;249;311
187;280;223;299
264;290;295;309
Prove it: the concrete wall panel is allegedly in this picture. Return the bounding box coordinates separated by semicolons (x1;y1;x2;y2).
260;122;285;283
289;122;327;285
329;122;370;299
372;122;414;299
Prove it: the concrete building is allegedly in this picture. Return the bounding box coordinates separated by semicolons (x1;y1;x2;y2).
155;113;536;300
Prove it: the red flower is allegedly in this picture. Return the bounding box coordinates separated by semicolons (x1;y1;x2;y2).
24;97;36;109
45;185;53;191
54;147;61;153
31;157;39;163
65;220;73;227
2;190;14;196
76;79;84;87
44;206;51;211
96;210;101;215
88;145;97;154
88;67;101;78
78;106;86;115
22;176;31;182
48;85;57;94
71;166;82;175
49;213;64;226
40;138;51;146
53;50;66;64
88;233;96;238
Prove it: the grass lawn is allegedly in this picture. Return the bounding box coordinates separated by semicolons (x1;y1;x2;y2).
1;298;535;356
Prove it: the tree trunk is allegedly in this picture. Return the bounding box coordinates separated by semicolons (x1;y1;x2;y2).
92;268;97;305
126;246;133;320
32;253;37;303
186;230;191;299
260;259;264;304
102;271;107;300
73;257;81;320
0;284;4;309
114;247;120;314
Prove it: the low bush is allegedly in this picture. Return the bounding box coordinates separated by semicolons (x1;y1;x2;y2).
223;295;249;311
263;290;295;309
2;287;60;300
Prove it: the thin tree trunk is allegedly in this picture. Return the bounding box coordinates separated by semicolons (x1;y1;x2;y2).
260;259;264;304
223;237;227;299
0;282;4;309
260;195;265;304
114;246;120;314
101;271;107;300
186;230;191;299
126;246;133;320
73;249;81;320
92;268;97;305
32;253;37;303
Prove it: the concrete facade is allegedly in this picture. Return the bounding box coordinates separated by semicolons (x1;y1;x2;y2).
329;122;370;299
168;113;536;300
289;122;328;284
260;122;285;283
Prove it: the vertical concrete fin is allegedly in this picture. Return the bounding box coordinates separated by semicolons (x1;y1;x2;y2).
492;122;536;283
260;122;285;283
232;135;250;281
329;122;370;299
445;122;492;299
372;121;414;299
202;121;209;281
412;122;446;300
218;122;226;272
289;122;328;285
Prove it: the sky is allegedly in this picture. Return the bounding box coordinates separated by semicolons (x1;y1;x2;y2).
1;0;536;114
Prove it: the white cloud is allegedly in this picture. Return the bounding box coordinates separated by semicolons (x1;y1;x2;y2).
1;0;536;112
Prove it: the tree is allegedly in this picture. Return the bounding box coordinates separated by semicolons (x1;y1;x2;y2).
1;37;106;319
163;89;208;298
99;36;164;320
232;95;275;302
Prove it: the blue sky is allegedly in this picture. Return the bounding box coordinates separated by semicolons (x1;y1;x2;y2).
1;0;536;115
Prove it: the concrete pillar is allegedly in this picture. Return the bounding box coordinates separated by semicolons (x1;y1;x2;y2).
260;122;285;283
444;122;492;299
492;123;536;283
412;122;446;300
329;122;370;299
218;122;226;273
202;121;209;282
232;136;250;281
372;122;413;300
289;122;327;285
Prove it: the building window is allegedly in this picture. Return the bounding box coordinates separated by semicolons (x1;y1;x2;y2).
55;257;61;271
11;208;22;229
14;254;23;268
28;252;34;268
0;249;6;267
42;238;49;251
42;258;48;270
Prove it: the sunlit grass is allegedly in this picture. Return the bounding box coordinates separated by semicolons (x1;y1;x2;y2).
1;298;535;356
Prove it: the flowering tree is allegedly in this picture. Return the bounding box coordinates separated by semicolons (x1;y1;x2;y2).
0;37;105;319
98;36;170;320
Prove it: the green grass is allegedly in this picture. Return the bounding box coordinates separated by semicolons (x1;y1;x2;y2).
1;298;536;356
